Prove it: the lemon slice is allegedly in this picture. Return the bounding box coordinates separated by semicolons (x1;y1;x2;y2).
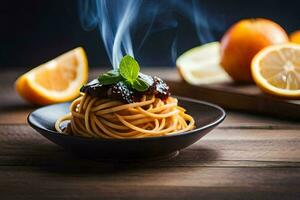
176;42;230;85
251;43;300;98
15;47;88;105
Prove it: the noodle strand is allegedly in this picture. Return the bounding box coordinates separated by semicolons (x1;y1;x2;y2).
55;93;195;139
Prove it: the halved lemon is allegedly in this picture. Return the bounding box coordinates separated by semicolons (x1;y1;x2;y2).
251;44;300;98
15;47;88;105
176;42;230;85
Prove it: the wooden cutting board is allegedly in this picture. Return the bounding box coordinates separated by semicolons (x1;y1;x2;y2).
168;79;300;121
142;68;300;121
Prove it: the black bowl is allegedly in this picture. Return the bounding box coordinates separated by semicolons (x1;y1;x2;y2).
28;97;225;160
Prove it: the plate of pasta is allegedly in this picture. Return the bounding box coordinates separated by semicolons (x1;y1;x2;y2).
27;55;225;160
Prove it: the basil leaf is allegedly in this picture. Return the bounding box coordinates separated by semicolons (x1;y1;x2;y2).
119;55;139;82
98;70;122;85
107;70;120;77
133;78;149;92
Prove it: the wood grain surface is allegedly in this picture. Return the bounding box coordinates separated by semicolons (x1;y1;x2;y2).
0;69;300;200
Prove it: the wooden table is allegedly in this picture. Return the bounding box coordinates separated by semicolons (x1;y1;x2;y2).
1;69;300;199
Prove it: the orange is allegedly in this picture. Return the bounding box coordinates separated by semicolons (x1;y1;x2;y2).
290;30;300;44
251;43;300;99
220;18;289;82
15;47;88;105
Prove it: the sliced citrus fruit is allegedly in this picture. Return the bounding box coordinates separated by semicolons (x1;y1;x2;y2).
176;42;230;85
15;47;88;105
251;43;300;98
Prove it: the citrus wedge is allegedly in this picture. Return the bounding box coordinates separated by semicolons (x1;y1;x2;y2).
15;47;88;105
176;42;230;85
251;44;300;98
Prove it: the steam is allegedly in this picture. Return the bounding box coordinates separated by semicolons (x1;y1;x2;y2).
79;0;222;67
79;0;141;69
174;0;224;43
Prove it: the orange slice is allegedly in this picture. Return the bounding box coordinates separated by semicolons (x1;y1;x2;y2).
251;44;300;98
177;42;230;85
15;47;88;105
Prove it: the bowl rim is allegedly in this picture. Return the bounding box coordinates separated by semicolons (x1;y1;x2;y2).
27;96;226;142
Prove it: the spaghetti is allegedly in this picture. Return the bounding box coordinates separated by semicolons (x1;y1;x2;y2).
55;93;195;139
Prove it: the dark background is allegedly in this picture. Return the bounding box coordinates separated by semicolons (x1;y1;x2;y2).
1;0;300;69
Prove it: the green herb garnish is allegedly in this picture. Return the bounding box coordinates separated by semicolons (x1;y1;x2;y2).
132;78;149;92
98;55;150;92
98;70;122;85
119;55;139;84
